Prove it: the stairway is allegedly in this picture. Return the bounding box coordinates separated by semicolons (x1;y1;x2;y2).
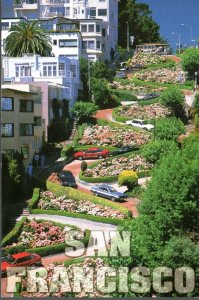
69;118;78;140
185;124;195;134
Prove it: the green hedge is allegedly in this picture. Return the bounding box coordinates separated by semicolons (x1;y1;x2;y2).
110;89;138;101
79;169;151;183
31;209;126;225
46;181;129;216
61;144;74;159
28;188;40;211
131;77;193;90
2;217;27;247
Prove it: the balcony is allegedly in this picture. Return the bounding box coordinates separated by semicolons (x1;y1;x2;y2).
20;76;34;83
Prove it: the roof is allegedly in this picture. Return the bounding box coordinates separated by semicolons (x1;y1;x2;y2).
2;87;38;95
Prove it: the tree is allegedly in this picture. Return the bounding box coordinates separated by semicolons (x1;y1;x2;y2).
141;140;178;164
118;0;162;49
91;78;119;108
5;20;52;57
181;48;199;79
131;148;199;268
91;60;114;81
71;101;99;123
52;98;60;119
160;86;185;118
155;117;185;141
79;58;89;101
193;92;199;113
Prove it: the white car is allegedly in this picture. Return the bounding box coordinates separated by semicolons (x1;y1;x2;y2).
125;119;154;131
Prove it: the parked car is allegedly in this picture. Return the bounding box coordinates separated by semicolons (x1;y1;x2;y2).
140;92;160;100
125;119;154;131
57;170;77;188
115;71;127;79
108;146;137;157
91;184;128;201
1;252;42;277
74;148;109;160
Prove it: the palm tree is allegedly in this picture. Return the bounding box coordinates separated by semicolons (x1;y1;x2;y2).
5;20;52;57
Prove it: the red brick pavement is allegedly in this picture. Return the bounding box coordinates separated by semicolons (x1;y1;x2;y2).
94;109;113;121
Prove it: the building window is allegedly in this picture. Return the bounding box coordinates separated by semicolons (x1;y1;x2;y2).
34;116;42;126
15;64;31;77
1;124;14;137
81;24;87;32
96;40;101;49
65;7;70;16
96;24;101;32
59;39;77;47
102;28;106;37
1;22;9;30
98;9;107;16
88;24;94;32
42;63;57;77
89;8;96;17
19;100;34;112
70;65;77;78
1;97;14;111
59;63;65;76
19;124;34;136
53;40;57;45
88;40;95;49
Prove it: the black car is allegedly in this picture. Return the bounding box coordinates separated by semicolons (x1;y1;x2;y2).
57;170;77;188
108;146;136;157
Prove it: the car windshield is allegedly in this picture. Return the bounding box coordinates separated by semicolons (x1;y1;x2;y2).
3;255;15;264
109;187;117;193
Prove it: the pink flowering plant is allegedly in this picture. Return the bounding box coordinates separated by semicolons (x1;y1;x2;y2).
117;103;171;120
38;191;125;219
83;155;153;178
79;125;150;147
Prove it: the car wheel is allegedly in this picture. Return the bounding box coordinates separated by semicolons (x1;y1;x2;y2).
78;156;83;160
98;155;103;159
111;196;116;201
95;193;98;197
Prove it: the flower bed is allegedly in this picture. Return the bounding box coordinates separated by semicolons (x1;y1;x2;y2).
19;258;106;298
127;53;167;68
83;155;153;178
115;103;171;121
38;191;125;219
79;125;150;147
109;80;165;92
133;67;184;84
3;219;82;249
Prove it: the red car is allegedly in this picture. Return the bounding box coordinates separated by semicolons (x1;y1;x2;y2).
74;147;109;160
1;252;42;276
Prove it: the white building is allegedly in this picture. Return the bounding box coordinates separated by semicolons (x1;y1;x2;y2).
12;0;119;60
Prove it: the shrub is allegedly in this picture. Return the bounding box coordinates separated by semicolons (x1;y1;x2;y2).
194;114;199;129
118;170;138;190
141;140;178;163
193;92;199;113
31;209;126;225
155;117;185;141
28;188;40;211
159;86;185;118
46;181;128;216
81;161;87;172
61;145;74;159
2;217;27;247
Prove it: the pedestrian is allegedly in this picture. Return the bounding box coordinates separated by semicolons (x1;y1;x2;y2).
27;163;33;178
40;153;46;168
34;153;40;167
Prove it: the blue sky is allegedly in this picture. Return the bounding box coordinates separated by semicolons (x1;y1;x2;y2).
2;0;199;50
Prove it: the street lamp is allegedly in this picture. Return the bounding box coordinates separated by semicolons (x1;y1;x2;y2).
126;21;129;52
172;32;181;55
195;71;198;91
181;23;193;45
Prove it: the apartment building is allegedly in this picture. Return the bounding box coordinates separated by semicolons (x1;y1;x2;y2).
12;0;119;60
1;84;44;168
